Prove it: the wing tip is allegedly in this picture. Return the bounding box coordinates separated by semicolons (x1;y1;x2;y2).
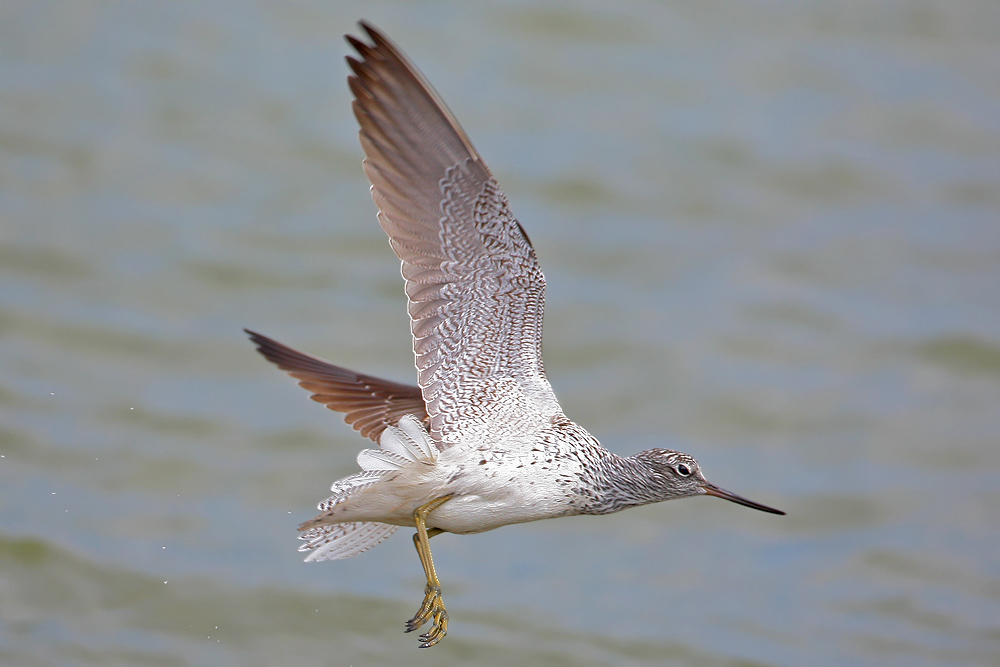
244;328;286;366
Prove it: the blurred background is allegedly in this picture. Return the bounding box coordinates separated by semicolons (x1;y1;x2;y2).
1;1;998;665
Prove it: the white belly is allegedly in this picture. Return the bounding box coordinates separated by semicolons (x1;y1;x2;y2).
323;431;590;534
422;447;582;534
426;487;569;533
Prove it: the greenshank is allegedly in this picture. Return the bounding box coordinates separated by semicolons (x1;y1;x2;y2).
247;21;784;648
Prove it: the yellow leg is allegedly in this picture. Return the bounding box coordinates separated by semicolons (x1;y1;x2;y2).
405;495;452;648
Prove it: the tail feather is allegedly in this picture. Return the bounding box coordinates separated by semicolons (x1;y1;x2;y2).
380;414;437;460
299;521;399;561
354;413;438;472
356;447;412;471
298;414;437;561
313;470;384;514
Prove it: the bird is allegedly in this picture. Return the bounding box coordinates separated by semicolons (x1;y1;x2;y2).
246;20;785;649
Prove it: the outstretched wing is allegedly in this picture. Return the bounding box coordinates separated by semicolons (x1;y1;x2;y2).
346;22;563;448
246;329;427;442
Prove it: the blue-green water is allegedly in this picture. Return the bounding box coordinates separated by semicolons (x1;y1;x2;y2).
2;2;998;665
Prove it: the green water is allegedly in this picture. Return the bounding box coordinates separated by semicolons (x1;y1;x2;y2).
2;2;999;665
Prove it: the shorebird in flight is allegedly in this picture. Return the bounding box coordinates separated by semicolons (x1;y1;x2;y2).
247;21;784;648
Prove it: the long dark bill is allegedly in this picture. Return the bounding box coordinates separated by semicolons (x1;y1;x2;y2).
702;483;785;515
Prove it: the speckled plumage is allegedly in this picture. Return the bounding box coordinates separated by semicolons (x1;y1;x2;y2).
247;21;783;648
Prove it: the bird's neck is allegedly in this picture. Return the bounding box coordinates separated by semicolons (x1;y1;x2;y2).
576;452;664;515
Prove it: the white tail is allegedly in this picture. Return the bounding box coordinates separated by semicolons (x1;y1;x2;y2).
299;521;398;562
298;415;436;561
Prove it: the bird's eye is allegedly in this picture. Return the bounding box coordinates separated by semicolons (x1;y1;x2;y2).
676;463;691;477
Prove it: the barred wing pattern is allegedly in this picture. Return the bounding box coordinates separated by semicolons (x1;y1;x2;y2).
298;522;399;562
348;22;563;447
246;329;427;442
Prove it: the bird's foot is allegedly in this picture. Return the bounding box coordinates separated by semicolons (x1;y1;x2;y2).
405;583;448;648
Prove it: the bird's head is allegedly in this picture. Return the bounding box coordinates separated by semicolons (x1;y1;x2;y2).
634;448;785;515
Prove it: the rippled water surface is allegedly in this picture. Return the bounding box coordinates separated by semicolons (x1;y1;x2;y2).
2;2;999;665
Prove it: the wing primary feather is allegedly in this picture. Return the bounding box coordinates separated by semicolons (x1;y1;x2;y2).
245;329;427;442
344;23;564;447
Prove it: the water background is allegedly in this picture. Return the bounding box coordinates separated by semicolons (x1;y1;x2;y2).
2;2;999;665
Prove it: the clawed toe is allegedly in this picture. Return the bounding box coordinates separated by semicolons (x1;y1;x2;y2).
404;584;448;647
418;608;448;648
